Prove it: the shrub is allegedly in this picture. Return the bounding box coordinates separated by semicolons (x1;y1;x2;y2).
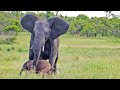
3;25;20;35
6;48;11;51
11;47;15;50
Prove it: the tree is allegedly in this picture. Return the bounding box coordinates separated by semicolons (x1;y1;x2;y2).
55;11;59;16
76;14;90;21
105;11;112;18
110;18;120;37
81;21;96;37
46;11;55;18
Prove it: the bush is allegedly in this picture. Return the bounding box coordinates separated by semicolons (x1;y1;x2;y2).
3;25;20;35
11;47;15;50
6;48;11;51
0;18;21;44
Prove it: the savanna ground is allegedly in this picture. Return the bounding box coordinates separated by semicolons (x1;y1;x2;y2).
0;32;120;79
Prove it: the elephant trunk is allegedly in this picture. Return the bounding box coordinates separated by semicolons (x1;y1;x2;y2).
33;33;45;67
20;61;28;76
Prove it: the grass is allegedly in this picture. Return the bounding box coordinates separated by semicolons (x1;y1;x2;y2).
0;32;120;79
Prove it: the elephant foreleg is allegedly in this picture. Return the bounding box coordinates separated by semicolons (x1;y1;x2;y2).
49;39;58;74
29;49;34;60
29;34;34;60
53;38;59;73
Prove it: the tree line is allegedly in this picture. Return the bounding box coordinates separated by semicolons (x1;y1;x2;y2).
0;11;120;38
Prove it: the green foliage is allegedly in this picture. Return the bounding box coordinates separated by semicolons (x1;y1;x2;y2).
8;19;20;27
0;11;120;38
66;15;90;35
65;14;120;37
6;48;11;51
81;21;96;37
63;13;120;37
76;14;90;21
3;25;20;34
0;12;22;44
11;47;15;50
45;11;55;18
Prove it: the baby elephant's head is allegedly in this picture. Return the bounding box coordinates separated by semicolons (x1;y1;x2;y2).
20;60;34;76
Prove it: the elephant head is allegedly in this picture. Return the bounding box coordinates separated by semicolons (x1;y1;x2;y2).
20;14;69;68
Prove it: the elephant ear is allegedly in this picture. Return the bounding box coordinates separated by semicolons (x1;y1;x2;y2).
20;14;38;33
48;17;69;40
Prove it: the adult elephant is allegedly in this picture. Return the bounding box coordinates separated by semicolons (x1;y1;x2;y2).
20;14;69;74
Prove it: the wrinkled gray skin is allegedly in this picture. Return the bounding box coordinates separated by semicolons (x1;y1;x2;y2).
20;14;69;74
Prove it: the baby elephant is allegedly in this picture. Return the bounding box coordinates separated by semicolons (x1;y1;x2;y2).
20;60;51;76
20;60;33;76
35;60;51;75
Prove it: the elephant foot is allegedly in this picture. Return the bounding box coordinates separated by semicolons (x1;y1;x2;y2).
48;68;57;75
53;68;57;74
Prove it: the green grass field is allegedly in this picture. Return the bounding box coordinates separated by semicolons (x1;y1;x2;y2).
0;32;120;79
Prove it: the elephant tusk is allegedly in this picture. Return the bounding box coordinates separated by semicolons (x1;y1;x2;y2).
42;45;44;51
30;45;34;49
